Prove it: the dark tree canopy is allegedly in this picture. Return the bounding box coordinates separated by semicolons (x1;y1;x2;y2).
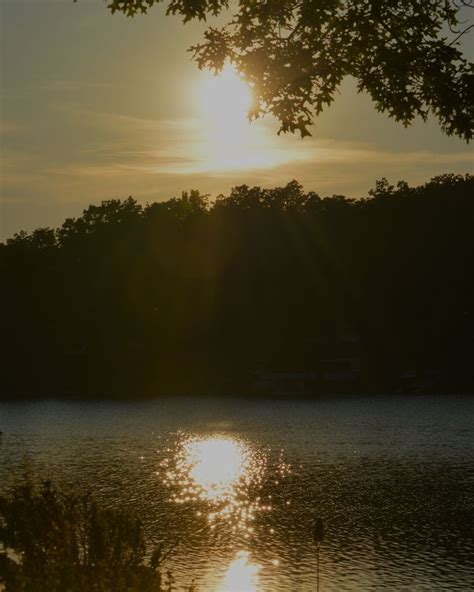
0;480;192;591
1;175;473;397
100;0;474;140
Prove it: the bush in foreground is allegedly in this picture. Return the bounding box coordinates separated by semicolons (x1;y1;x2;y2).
0;480;194;592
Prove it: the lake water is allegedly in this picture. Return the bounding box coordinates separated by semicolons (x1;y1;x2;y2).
1;395;473;591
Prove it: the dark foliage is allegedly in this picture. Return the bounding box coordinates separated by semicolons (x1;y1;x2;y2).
97;0;474;140
0;480;193;591
0;175;473;397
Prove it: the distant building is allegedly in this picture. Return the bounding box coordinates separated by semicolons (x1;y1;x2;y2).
253;331;367;394
319;356;360;383
253;370;318;395
314;332;365;384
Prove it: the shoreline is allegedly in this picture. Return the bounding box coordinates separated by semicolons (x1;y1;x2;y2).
1;389;473;404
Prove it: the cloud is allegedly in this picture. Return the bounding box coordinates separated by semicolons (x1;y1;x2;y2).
44;103;474;178
0;120;23;136
0;80;116;100
1;101;472;240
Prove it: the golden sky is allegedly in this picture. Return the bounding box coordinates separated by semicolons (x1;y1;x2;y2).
1;0;472;240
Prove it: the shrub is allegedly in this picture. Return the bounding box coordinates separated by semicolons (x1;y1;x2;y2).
0;480;194;592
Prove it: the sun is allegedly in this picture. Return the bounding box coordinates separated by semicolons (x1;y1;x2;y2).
198;64;253;125
197;65;275;171
194;64;305;172
197;65;258;170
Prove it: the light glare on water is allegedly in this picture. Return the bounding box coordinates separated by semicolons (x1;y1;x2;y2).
1;396;473;591
159;435;270;590
185;438;250;501
162;436;271;534
218;551;261;592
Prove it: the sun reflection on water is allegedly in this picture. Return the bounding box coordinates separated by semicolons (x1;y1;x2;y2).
160;435;270;532
157;434;292;590
186;438;249;501
218;551;261;592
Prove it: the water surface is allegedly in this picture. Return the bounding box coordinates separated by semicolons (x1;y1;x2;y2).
1;395;473;591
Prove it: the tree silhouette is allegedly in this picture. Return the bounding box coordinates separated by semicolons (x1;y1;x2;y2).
99;0;473;140
1;174;473;398
0;480;194;591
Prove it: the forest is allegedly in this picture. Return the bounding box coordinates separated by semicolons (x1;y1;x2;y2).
1;174;473;398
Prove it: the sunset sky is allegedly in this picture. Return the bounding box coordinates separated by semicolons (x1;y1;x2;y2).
1;0;472;241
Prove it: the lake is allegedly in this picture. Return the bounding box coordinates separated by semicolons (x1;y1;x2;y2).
1;395;473;591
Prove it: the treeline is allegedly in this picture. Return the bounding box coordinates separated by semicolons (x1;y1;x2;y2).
1;174;473;397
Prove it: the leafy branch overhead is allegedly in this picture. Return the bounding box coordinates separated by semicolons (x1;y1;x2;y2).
101;0;474;140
